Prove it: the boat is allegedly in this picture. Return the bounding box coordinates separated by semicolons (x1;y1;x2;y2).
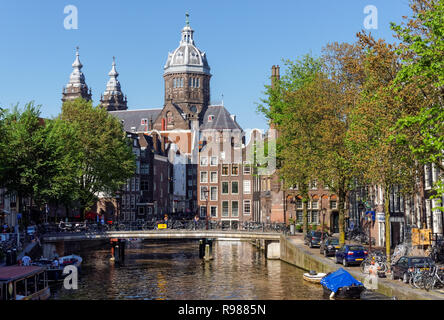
320;268;365;299
32;254;82;282
303;270;327;284
0;266;50;300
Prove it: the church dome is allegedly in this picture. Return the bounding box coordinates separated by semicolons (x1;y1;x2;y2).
164;15;211;76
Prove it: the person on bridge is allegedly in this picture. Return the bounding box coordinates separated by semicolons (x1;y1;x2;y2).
194;215;199;230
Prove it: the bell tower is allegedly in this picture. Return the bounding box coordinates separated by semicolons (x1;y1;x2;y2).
163;13;211;123
100;57;128;111
62;47;92;103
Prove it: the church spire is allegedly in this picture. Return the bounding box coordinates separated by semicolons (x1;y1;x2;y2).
62;46;92;103
100;57;127;111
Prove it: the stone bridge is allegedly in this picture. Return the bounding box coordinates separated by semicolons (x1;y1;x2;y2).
40;230;282;260
41;230;282;242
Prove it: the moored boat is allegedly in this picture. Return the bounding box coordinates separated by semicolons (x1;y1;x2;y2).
0;266;50;300
32;254;82;282
303;270;326;284
320;268;365;299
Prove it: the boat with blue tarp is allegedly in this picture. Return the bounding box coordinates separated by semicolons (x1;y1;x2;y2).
320;268;365;299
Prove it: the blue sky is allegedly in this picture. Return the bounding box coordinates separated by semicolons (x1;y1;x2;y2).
0;0;412;130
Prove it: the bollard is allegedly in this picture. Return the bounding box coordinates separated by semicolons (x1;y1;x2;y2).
120;240;125;263
6;250;12;266
204;244;212;261
199;240;204;259
115;245;120;263
12;249;17;265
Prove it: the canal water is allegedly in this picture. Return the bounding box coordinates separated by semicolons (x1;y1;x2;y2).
50;240;328;300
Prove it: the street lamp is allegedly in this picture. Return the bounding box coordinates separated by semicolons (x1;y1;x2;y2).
115;191;121;223
203;188;209;230
321;207;327;244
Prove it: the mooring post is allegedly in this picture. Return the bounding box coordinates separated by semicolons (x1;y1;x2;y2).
119;239;126;263
204;244;212;261
199;239;204;258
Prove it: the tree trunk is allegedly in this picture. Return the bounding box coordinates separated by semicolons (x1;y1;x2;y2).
385;186;391;264
338;189;346;246
303;198;308;234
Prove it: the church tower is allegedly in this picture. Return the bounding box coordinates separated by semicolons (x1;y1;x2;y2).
163;13;211;124
100;57;128;111
62;47;92;103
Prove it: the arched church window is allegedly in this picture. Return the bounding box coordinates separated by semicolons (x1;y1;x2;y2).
196;78;200;88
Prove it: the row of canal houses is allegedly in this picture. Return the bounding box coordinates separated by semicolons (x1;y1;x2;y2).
1;17;442;251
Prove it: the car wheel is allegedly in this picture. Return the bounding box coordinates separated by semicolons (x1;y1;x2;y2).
343;258;348;267
403;273;408;284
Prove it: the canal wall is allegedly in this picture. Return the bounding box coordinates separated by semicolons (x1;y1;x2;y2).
279;235;444;300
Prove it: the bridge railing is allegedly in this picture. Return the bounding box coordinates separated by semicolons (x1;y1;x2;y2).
39;220;290;235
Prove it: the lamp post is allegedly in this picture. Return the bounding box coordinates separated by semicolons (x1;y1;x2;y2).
115;191;121;223
321;207;327;245
203;188;209;230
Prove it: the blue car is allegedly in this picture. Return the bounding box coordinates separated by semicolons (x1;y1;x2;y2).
335;245;368;267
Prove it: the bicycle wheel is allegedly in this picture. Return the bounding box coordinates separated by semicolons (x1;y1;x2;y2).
360;260;371;274
413;273;425;289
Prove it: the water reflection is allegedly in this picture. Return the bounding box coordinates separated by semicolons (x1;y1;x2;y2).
51;240;326;300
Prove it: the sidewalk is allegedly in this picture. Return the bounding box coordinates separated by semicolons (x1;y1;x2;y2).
283;234;444;300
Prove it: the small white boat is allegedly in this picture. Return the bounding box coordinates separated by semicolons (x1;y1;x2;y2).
303;271;327;284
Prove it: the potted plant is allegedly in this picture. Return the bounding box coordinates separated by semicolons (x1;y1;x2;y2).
296;224;303;233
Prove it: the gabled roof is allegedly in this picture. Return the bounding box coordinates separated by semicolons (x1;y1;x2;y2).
109;108;162;132
200;105;242;131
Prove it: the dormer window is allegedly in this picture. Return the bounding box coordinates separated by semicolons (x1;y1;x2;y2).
208;115;215;122
141;118;148;125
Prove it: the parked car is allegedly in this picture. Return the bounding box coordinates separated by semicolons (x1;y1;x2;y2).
390;256;435;283
335;245;368;267
304;231;326;248
320;237;340;257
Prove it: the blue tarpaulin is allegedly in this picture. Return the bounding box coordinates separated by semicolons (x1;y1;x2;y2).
320;268;363;293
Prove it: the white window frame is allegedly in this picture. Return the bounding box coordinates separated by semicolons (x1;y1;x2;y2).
231;201;239;217
210;186;218;201
210;206;218;218
243;200;251;215
243;162;251;175
222;201;229;217
231;163;239;176
200;156;208;166
200;186;209;201
210;156;218;166
243;180;251;194
210;171;218;183
200;171;208;183
221;181;229;195
222;164;229;176
200;206;207;218
231;181;239;195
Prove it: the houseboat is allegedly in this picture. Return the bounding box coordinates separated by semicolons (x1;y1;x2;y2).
0;266;50;300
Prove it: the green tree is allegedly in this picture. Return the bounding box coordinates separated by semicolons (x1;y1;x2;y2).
0;102;53;225
258;55;324;234
391;0;444;200
60;98;136;219
345;34;417;261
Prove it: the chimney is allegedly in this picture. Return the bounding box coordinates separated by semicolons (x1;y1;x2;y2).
271;65;277;89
